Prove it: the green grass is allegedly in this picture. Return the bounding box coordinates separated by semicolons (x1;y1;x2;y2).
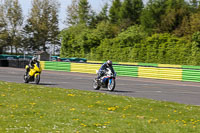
0;81;200;133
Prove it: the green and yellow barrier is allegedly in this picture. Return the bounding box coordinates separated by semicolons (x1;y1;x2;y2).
87;60;103;63
40;61;45;70
44;61;70;72
71;63;101;74
42;61;200;83
118;62;138;66
114;65;138;77
138;67;182;81
158;64;182;68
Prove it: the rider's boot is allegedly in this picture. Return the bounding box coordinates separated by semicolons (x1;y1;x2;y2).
26;71;28;76
96;76;101;84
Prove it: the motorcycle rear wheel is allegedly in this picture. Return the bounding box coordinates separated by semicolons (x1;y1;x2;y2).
93;79;100;90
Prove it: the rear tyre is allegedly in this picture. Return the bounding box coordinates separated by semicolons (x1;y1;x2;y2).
35;74;40;84
93;79;100;90
108;79;115;91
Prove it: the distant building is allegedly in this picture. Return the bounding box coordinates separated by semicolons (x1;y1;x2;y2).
35;51;50;61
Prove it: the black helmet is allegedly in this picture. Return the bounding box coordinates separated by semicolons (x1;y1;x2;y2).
106;60;112;66
32;56;37;62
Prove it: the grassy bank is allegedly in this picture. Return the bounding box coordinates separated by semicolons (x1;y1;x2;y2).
0;81;200;133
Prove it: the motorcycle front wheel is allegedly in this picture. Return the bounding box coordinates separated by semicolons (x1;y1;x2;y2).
35;74;40;84
92;79;100;90
107;78;115;91
24;74;29;83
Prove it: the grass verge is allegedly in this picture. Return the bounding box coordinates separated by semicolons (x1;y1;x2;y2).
0;81;200;133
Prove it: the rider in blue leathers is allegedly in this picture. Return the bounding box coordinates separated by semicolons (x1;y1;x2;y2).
97;60;115;80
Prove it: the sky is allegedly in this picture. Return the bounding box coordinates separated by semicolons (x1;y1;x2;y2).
18;0;148;30
18;0;111;30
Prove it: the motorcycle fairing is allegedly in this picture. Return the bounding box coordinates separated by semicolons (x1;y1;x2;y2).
109;78;112;85
102;76;109;82
29;63;42;77
29;69;36;76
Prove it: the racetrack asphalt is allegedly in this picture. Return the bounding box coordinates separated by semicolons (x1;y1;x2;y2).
1;67;200;106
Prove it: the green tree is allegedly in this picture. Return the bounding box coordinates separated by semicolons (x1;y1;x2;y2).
0;0;23;54
65;0;79;26
96;3;109;23
24;0;60;52
48;1;60;55
78;0;92;25
109;0;121;24
120;0;143;24
173;3;200;37
190;32;200;65
60;24;86;57
90;25;147;62
66;0;93;26
140;0;166;33
0;24;9;54
160;0;190;33
0;5;8;54
189;0;199;12
190;12;200;34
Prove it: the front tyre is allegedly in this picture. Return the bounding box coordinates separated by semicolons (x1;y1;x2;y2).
24;74;29;83
108;78;115;91
35;74;40;84
93;79;100;90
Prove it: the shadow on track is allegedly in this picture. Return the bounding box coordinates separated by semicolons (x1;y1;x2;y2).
98;89;134;93
36;83;58;86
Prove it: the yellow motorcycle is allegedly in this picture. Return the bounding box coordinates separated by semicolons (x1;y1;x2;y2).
24;62;42;84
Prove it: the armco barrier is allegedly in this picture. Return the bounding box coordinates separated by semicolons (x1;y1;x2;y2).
40;61;45;70
138;67;182;81
138;62;158;67
41;61;200;83
182;69;200;82
44;61;70;72
18;60;29;68
87;60;103;63
70;63;138;75
71;63;101;74
44;61;57;70
181;65;200;82
0;60;29;68
158;64;182;68
8;60;19;68
87;60;119;65
0;60;9;67
118;62;138;65
113;65;138;77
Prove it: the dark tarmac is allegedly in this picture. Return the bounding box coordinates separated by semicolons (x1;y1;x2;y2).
1;67;200;106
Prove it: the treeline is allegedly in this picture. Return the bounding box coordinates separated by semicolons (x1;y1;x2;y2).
0;0;60;55
60;0;200;65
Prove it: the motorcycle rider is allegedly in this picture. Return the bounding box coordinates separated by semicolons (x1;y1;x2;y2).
26;56;39;75
97;60;115;80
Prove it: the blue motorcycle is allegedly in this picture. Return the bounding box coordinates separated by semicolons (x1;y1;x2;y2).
93;68;116;91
